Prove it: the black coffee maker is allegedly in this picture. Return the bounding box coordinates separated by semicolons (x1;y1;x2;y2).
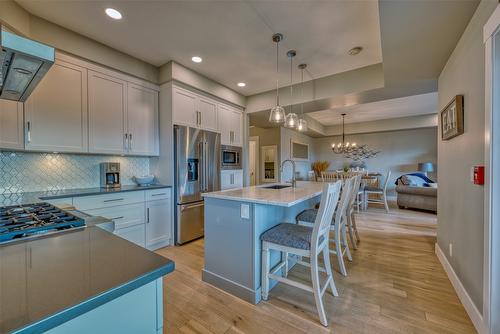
100;162;121;188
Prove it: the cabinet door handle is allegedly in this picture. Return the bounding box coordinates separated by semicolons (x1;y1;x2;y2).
27;121;31;143
103;198;124;203
124;133;128;150
129;133;133;151
199;111;202;126
111;216;124;220
146;208;150;223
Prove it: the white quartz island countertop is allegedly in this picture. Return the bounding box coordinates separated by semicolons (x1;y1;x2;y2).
202;181;324;207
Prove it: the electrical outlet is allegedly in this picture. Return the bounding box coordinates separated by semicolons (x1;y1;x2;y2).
449;243;453;257
241;204;250;219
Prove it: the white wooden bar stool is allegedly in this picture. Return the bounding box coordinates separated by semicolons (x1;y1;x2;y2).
295;177;354;276
347;174;362;249
260;181;342;327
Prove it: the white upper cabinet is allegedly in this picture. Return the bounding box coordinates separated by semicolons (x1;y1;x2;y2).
198;97;218;131
88;70;127;155
172;87;198;128
24;60;88;153
0;100;24;150
127;84;159;156
172;86;220;132
219;104;243;147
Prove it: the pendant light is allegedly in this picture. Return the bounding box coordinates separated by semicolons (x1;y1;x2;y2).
269;33;286;123
284;50;298;128
297;63;308;132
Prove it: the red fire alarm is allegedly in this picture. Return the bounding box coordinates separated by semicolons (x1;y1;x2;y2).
473;166;484;185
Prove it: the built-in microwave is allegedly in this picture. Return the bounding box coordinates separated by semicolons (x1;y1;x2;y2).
221;145;242;169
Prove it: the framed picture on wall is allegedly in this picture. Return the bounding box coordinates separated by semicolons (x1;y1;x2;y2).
440;95;464;140
290;140;309;161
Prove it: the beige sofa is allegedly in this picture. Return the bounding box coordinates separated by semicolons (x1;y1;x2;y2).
396;185;437;213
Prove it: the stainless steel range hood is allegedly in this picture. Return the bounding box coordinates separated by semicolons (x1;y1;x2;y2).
0;29;55;102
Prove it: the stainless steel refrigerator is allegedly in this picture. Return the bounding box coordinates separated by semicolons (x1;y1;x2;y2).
174;125;220;244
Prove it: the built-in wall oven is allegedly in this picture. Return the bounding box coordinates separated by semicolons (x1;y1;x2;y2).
221;145;242;170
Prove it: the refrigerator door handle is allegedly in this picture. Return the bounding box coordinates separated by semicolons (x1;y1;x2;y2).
204;140;208;191
199;140;205;192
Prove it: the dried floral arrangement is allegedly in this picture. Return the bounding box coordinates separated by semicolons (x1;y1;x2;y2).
311;161;330;178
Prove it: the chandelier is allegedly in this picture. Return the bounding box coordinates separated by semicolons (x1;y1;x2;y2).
331;113;380;161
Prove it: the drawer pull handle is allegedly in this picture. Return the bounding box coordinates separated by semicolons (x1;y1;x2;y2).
112;216;124;220
151;193;167;197
103;198;124;203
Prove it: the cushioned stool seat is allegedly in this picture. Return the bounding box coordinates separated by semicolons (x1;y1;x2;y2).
364;186;382;192
296;209;318;224
260;223;323;250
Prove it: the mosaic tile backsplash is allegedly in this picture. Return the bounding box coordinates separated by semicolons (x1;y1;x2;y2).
0;151;151;194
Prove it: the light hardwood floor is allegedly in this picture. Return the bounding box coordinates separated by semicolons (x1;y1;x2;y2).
156;207;476;334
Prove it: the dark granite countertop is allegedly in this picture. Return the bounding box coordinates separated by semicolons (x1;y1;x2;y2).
0;184;172;206
0;226;175;334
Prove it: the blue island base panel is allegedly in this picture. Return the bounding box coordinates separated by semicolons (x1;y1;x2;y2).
40;279;163;334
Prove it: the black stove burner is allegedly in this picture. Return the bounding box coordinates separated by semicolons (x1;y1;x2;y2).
0;202;85;243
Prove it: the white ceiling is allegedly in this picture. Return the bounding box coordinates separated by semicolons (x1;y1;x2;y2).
15;0;382;95
307;92;438;126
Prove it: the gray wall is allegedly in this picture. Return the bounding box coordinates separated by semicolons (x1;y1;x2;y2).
280;127;316;182
437;0;497;313
313;128;438;197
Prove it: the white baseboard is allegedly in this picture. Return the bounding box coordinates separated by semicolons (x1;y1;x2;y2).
435;243;485;334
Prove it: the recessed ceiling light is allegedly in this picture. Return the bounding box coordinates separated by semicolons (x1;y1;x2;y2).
237;82;246;87
348;46;363;56
105;8;122;20
191;56;202;63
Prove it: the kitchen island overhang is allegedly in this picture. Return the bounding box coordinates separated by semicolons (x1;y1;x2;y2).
202;181;323;304
0;226;175;334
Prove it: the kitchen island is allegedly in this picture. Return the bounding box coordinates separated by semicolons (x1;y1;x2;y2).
0;226;174;334
202;181;323;304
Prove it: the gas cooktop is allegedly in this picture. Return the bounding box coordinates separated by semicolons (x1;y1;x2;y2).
0;202;85;244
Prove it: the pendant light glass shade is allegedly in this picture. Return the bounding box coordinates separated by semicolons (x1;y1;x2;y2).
297;118;307;131
285;112;298;128
269;105;286;123
269;33;285;124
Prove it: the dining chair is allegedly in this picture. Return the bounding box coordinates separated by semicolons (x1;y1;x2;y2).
364;170;391;213
260;181;342;326
296;177;354;276
321;171;342;182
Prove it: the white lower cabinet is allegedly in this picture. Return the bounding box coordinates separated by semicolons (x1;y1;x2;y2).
221;169;243;190
146;197;171;250
70;188;172;250
115;224;146;248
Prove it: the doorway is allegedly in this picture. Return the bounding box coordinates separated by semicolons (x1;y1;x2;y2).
249;136;259;186
484;6;500;333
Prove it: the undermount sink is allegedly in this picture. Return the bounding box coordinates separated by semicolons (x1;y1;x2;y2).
262;184;291;190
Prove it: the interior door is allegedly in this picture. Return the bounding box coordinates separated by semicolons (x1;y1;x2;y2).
249;140;256;186
127;83;158;156
88;70;127;154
